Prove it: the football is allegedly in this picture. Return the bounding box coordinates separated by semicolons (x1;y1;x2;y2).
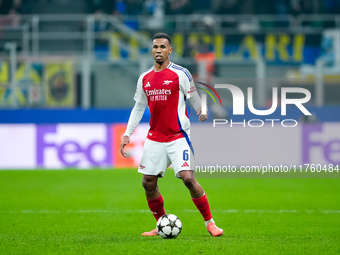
156;214;182;239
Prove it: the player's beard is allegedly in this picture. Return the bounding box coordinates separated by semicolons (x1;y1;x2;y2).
155;59;164;65
155;56;168;65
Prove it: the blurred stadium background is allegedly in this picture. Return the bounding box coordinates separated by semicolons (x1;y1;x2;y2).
0;0;339;168
1;2;340;254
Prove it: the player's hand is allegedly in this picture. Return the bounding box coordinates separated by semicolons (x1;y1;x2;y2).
120;135;130;157
197;107;208;122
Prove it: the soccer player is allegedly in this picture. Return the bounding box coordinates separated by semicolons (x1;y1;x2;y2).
120;33;223;237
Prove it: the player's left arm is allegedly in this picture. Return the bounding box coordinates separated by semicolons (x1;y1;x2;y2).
181;71;208;122
188;82;208;122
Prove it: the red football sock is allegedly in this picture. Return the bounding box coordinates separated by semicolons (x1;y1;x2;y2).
192;193;212;221
147;195;165;221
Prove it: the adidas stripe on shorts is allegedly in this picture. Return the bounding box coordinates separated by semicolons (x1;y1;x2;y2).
138;137;193;178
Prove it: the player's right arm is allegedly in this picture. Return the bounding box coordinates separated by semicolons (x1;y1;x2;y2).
120;75;147;157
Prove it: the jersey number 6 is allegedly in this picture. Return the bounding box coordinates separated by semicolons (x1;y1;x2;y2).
183;150;189;161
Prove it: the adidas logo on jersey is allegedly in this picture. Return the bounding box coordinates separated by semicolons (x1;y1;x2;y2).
163;80;173;85
145;82;151;87
181;162;189;167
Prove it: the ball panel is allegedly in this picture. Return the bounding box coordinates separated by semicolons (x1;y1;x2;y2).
175;219;182;229
156;217;162;226
162;226;172;235
161;217;170;226
158;230;167;238
171;227;180;236
167;214;177;221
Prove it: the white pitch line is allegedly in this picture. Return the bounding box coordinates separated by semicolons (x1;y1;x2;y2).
3;209;150;214
1;209;340;214
185;209;340;214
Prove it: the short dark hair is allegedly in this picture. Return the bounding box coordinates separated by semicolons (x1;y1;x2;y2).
152;33;171;45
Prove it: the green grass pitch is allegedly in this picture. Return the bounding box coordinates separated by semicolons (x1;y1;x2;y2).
0;169;339;254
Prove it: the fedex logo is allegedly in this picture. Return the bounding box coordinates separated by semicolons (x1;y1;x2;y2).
36;125;112;168
302;124;340;165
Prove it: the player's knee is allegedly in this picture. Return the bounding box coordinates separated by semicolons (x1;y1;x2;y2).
182;176;196;189
142;177;157;192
